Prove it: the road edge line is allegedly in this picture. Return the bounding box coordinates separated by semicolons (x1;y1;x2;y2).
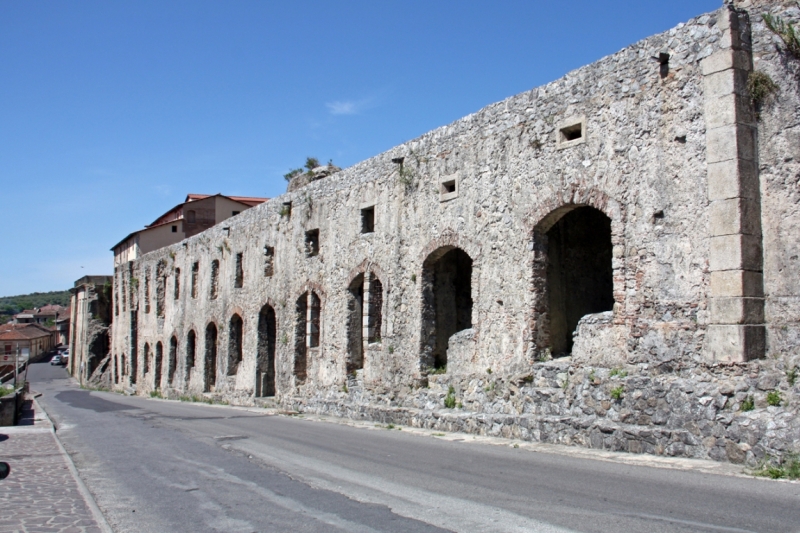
35;396;115;533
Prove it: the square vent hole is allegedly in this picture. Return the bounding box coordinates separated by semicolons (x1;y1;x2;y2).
442;180;456;194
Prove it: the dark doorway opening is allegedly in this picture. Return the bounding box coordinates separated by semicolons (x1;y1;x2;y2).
168;336;178;386
421;247;473;370
186;330;196;387
347;274;364;372
205;323;218;392
294;295;308;382
545;206;614;355
154;342;163;390
228;314;243;376
256;305;276;397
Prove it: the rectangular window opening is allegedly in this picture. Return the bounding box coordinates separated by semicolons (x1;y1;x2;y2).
263;245;275;277
305;229;320;257
442;180;456;194
171;225;177;233
281;202;292;219
560;123;583;142
191;262;199;299
234;253;244;288
232;210;240;216
361;206;375;234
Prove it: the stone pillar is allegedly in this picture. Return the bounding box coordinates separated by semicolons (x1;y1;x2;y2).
702;7;765;362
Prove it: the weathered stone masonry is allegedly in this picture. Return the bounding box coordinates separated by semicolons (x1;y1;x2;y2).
112;0;800;465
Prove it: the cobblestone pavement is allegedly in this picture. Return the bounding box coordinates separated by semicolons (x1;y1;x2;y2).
0;400;105;533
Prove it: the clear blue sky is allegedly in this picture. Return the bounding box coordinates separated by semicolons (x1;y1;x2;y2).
0;0;721;297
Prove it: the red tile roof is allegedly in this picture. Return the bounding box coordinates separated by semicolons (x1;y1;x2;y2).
114;193;270;250
0;324;52;341
184;193;269;207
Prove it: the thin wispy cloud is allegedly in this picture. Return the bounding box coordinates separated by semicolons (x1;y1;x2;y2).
326;100;360;115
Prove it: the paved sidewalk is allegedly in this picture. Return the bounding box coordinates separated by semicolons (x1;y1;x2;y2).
0;396;106;533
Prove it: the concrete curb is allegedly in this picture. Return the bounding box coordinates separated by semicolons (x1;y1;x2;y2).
33;396;115;533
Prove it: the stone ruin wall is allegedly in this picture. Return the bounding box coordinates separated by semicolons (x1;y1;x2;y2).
110;0;800;465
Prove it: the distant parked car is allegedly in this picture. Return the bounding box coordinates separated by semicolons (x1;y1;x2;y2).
50;355;63;366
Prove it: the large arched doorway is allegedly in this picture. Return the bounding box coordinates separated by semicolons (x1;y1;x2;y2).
346;273;384;373
293;291;321;384
256;305;276;397
346;274;365;372
542;206;614;355
204;323;218;392
421;247;473;370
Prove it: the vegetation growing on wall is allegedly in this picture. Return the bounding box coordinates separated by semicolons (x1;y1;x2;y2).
747;70;779;116
764;10;800;59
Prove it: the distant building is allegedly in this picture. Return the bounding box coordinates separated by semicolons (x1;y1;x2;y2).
13;304;70;346
112;193;268;267
68;276;113;385
14;304;68;325
0;323;55;377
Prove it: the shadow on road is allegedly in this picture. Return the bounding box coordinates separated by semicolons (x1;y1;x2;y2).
56;390;140;413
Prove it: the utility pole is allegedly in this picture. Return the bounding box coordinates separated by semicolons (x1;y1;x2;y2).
13;343;18;388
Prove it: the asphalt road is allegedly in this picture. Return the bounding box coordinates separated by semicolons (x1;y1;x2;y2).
28;359;800;533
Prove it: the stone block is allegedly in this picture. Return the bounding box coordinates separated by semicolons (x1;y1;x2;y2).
703;324;765;362
710;270;764;297
707;159;759;201
709;234;763;271
701;49;751;76
704;93;755;130
719;29;743;52
710;297;765;324
703;68;748;99
708;198;761;237
706;124;756;164
716;8;732;32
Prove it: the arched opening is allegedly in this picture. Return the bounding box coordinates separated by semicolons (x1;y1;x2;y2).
309;292;321;348
204;323;218;392
347;273;384;373
119;354;126;383
367;277;383;344
346;274;365;372
210;260;219;299
168;336;178;386
143;343;151;375
228;314;243;376
542;206;614;355
130;314;138;384
156;261;166;317
154;342;163;390
186;330;196;387
421;247;473;370
294;294;308;383
256;305;276;397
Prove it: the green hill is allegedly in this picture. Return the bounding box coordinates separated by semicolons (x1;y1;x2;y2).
0;290;71;323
